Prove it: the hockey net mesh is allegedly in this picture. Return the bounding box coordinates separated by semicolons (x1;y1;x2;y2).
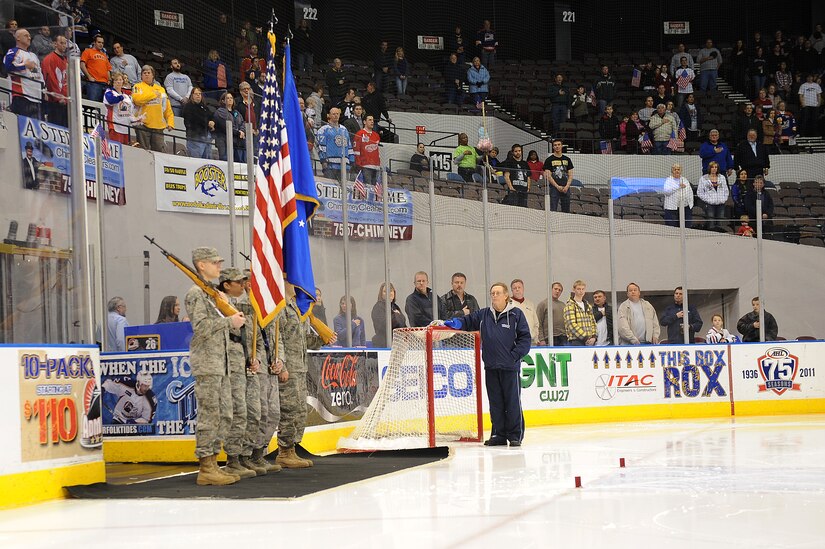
338;327;481;451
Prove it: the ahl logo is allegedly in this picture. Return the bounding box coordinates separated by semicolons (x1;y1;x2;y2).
758;347;801;395
194;164;227;197
594;373;655;400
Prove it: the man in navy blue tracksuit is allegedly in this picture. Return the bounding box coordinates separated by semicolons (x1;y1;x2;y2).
444;282;531;446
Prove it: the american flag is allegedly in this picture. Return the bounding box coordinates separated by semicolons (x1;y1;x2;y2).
639;132;652;153
631;68;641;88
600;140;613;154
677;120;686;141
249;36;295;327
667;129;681;151
676;69;692;91
588;89;596;106
374;178;383;201
89;122;111;159
354;170;367;199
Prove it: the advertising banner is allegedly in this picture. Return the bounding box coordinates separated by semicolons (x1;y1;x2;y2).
311;181;414;240
731;342;824;401
306;350;380;425
100;351;195;437
18;346;103;462
18;116;126;205
154;10;184;29
154;153;251;215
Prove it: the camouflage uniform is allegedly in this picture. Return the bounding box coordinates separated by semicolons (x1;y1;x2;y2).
185;283;233;459
278;299;323;447
258;308;284;451
236;291;264;457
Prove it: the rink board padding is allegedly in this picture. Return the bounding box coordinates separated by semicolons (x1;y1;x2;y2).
64;446;449;500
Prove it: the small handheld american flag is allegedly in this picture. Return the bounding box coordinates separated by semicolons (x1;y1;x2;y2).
354;170;367;200
373;178;383;202
90;122;111;159
631;68;641;88
639;132;652;153
600;140;613;154
676;69;692;91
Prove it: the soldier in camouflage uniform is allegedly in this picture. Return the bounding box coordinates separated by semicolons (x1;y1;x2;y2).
218;268;264;479
276;282;331;468
256;306;284;470
185;247;246;486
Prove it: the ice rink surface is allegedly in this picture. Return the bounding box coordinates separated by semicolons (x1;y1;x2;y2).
2;414;824;548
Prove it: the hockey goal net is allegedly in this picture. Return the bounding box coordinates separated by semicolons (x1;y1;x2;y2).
338;326;482;451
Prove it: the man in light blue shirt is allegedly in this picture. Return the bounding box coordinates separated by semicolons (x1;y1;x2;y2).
107;296;129;352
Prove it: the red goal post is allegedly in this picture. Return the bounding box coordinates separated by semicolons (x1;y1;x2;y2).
338;326;483;451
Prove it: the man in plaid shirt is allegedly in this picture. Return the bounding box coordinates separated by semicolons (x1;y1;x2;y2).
563;280;598;346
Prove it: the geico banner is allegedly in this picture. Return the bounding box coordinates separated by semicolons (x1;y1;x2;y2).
16;346;103;462
520;344;731;410
154;152;251;215
306;350;380;425
731;342;825;401
312;180;414;240
100;351;194;437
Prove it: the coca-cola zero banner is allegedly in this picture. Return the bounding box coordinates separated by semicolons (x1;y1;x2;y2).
306;350;380;424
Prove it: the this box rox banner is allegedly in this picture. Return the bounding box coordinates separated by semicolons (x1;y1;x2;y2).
17;116;126;205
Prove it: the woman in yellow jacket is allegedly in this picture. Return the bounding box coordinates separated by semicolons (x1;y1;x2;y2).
131;64;174;152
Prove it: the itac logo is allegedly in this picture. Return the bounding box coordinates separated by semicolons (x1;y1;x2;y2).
594;373;655;400
757;347;801;395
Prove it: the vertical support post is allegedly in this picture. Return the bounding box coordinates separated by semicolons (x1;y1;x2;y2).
425;327;436;448
143;251;150;325
94;135;107;350
246;122;255;260
756;195;765;342
474;331;483;442
482;165;491;307
341;157;352;347
382;168;392;346
679;195;689;344
608;198;619;347
545;180;554;346
226;122;236;267
429;161;438;320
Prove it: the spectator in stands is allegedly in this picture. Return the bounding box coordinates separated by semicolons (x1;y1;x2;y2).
293;19;313;72
501;143;531;207
362;81;391;127
353;115;381;185
450;24;467;64
735;129;770;178
536;282;567;346
737;297;779;342
393;47;409;96
453;132;479;182
213;92;245;162
762;108;780;152
547;73;570;133
313;288;327;325
155;295;182;323
240;44;265;84
467;56;490;106
617;283;660;345
766;43;788;79
372;41;392;92
405;271;443;327
678;93;701;142
132;65;174;153
62;27;80;59
444;53;465;105
371;282;407;348
317;106;354;179
653;84;671;107
107;296;129;352
564;279;597;346
110;42;139;94
669;43;695;77
409;143;429;173
570;84;589;122
337;87;357;120
625;111;644;153
593;65;616;116
638;96;656;123
598;104;620;150
706;314;737;343
775;61;792;98
649;103;677;155
743;174;774;236
442;273;480;320
182;87;214;159
238;81;260;153
42;33;68;126
775;101;798;149
697;38;722;92
326;58;350;104
663;163;694;228
592;290;613;346
639;61;656;91
80;34;110;102
674;56;695;108
543;139;574;212
811;24;825;54
733;103;762;144
333;296;365;347
656;63;675;95
241;20;261;54
729;40;749;95
164;58;193;117
526;150;543;183
798;73;822;137
202;49;231;100
750;47;767;97
71;0;93;43
699;129;734;175
30;26;53;60
343;103;364;136
511;279;540;344
696;160;729;228
660;286;703;343
731;169;750;219
298;96;315;153
4;29;44;119
475;19;498;68
308;84;325;125
753;87;773;111
0;20;17;62
104;73;142;145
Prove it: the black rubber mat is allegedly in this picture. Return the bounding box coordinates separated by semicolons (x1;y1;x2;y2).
65;446;450;500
